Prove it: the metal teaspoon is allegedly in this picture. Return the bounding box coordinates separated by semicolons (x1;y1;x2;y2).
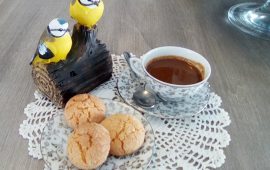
123;52;156;108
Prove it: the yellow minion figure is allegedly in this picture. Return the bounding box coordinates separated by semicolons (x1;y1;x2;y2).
70;0;104;28
30;18;72;65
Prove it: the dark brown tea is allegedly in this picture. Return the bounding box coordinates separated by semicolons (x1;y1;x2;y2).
146;56;204;85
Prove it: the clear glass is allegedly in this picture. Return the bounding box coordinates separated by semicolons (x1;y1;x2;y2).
228;0;270;40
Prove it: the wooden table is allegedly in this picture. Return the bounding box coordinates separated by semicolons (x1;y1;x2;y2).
0;0;269;169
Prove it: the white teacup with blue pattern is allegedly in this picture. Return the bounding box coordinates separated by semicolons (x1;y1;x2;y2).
128;46;211;101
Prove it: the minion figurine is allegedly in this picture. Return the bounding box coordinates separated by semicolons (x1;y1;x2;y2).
30;18;72;65
70;0;104;28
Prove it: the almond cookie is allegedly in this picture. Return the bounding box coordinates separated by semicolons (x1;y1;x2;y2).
67;123;110;169
64;94;105;128
101;113;145;156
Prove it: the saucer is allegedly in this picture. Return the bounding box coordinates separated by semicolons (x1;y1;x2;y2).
40;99;155;169
117;69;211;118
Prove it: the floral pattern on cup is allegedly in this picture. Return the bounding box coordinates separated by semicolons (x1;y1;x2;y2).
128;46;211;101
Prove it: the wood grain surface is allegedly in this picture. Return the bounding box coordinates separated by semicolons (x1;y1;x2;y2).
0;0;269;169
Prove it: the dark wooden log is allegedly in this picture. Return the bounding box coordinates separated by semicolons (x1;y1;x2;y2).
32;24;112;107
32;63;64;106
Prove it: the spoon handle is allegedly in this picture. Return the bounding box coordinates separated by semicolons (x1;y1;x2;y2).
123;52;132;67
123;52;139;79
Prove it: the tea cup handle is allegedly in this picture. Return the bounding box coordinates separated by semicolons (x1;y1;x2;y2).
129;57;145;79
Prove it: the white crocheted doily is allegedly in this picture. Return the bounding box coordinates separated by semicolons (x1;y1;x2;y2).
19;54;231;170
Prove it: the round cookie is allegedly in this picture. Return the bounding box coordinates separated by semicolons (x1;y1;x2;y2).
101;113;145;156
67;123;110;169
64;94;105;128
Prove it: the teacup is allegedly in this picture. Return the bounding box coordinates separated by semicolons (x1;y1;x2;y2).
128;46;211;101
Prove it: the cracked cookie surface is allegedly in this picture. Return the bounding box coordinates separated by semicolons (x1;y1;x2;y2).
64;94;105;129
101;113;145;156
67;123;110;169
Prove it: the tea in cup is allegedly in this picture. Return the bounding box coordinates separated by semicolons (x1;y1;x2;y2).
128;46;211;101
